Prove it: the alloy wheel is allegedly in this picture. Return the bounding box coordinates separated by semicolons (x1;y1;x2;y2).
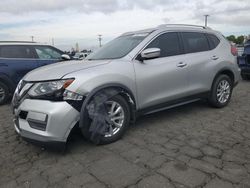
104;101;125;137
0;86;5;103
216;80;231;104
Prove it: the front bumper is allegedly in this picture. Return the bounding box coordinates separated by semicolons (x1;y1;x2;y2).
13;99;80;144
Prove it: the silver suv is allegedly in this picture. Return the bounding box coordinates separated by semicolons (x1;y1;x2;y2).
12;24;240;146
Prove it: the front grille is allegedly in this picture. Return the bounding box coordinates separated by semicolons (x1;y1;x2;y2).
12;81;33;110
19;83;33;98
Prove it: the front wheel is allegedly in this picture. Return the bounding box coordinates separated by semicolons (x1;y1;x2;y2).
0;82;10;105
208;75;233;108
81;94;131;145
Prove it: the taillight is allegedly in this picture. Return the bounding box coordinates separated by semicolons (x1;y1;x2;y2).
231;45;238;56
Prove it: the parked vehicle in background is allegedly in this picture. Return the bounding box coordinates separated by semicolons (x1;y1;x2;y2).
238;40;250;80
245;39;250;46
12;24;240;147
73;52;89;60
237;46;244;56
0;41;71;104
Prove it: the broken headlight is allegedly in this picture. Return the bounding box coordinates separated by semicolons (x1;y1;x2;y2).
63;90;83;101
28;79;83;101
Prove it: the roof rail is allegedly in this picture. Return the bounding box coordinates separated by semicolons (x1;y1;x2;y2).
0;41;37;43
157;24;211;30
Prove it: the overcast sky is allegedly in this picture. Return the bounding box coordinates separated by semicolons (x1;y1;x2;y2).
0;0;249;50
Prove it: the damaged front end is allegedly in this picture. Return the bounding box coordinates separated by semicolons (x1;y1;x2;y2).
79;88;136;144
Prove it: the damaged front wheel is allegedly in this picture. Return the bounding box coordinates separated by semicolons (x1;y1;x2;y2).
81;94;131;144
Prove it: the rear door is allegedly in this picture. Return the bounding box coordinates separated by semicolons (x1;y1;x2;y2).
0;45;38;84
33;45;64;67
180;32;214;94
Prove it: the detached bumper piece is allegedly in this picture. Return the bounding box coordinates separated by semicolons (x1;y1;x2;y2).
13;99;80;150
11;80;81;150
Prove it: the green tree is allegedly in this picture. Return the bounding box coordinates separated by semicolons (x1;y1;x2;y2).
226;35;236;43
236;35;244;45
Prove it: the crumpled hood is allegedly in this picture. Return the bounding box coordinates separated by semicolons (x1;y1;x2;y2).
23;60;111;81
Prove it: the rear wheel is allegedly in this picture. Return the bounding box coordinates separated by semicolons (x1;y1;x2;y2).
208;75;233;108
0;82;9;105
81;94;130;144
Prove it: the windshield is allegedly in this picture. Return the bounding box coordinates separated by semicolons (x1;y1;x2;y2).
87;33;149;60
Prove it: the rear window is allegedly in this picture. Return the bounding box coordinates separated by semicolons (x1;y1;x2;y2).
0;45;35;59
182;32;210;53
206;34;220;49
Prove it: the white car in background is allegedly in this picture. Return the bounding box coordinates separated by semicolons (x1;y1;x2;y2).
73;52;89;60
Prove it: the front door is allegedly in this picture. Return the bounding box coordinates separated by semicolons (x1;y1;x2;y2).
133;32;190;109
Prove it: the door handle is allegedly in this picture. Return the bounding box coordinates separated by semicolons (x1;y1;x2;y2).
212;55;219;60
177;62;187;68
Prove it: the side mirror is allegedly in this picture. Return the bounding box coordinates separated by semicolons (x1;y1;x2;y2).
61;54;71;60
140;48;161;60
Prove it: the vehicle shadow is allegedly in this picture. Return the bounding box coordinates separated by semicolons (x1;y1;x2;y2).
65;100;210;153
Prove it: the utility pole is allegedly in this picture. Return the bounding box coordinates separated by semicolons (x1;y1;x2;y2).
204;15;209;27
98;34;102;47
31;36;34;42
52;38;54;46
75;42;79;52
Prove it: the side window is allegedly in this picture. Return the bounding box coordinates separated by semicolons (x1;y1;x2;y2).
34;46;62;60
182;32;210;53
207;34;220;49
146;32;182;57
0;45;35;58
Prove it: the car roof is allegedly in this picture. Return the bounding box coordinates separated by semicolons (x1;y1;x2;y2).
0;41;50;46
122;24;214;36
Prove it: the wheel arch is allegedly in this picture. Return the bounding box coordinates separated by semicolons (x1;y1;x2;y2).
79;83;137;128
0;73;16;94
212;68;235;89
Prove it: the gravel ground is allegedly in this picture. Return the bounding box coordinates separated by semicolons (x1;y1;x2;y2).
0;80;250;188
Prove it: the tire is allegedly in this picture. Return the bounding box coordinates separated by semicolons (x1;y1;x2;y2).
0;82;10;105
81;94;131;145
208;74;233;108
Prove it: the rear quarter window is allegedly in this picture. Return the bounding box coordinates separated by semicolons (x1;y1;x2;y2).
0;45;36;59
181;32;210;54
206;34;220;49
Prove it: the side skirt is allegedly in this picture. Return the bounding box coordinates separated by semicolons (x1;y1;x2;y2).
136;92;209;117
